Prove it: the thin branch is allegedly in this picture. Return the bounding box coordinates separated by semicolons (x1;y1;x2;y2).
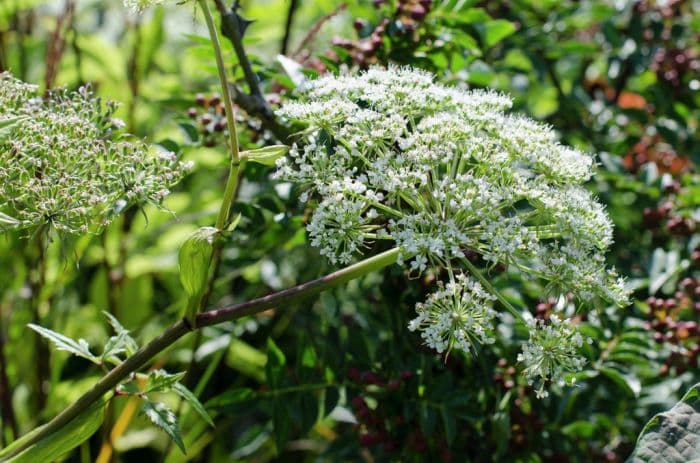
213;0;292;142
292;3;346;59
214;0;262;100
280;0;299;55
0;247;401;460
44;0;75;91
230;85;292;141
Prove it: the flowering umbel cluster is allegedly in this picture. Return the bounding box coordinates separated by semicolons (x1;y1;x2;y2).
276;66;630;395
0;72;191;234
518;316;591;398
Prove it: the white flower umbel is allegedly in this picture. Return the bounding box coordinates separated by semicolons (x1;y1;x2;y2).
0;73;190;235
408;273;497;354
276;66;629;396
276;66;628;306
517;316;590;399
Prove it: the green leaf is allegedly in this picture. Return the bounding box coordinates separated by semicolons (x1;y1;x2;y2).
627;383;700;462
173;382;214;427
441;408;457;446
482;19;516;48
145;369;186;393
241;145;289;167
527;86;559;119
265;338;286;389
205;388;255;412
3;399;105;462
272;398;290;453
27;324;100;364
598;366;641;398
101;330;132;365
562;420;597;439
103;311;139;357
178;227;218;298
141;400;186;454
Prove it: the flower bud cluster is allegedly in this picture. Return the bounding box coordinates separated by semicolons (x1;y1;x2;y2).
517;316;591;399
0;72;190;235
408;273;497;354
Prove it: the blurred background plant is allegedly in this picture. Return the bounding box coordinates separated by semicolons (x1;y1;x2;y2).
0;0;699;461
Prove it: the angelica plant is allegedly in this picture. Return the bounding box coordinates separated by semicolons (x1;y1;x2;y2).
276;66;630;391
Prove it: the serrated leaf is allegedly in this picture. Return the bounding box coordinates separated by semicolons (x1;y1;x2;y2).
141;400;186;454
101;331;130;365
173;382;214;427
145;369;186;393
241;145;289;167
102;311;139;356
627;382;700;462
27;324;100;364
3;399;105;462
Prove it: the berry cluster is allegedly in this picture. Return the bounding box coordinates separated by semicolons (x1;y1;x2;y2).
623;135;690;176
641;201;699;238
187;93;228;147
651;47;700;89
186;92;270;147
646;277;700;375
633;0;699;90
329;0;433;68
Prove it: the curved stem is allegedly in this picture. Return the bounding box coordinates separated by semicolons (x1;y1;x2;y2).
0;247;401;460
460;256;526;324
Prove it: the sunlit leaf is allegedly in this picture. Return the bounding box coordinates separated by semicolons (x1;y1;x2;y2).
141;400;186;454
27;324;100;364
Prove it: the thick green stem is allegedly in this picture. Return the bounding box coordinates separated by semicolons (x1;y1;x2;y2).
0;247;401;460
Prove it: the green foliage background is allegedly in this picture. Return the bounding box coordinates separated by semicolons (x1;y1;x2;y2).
0;0;699;461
